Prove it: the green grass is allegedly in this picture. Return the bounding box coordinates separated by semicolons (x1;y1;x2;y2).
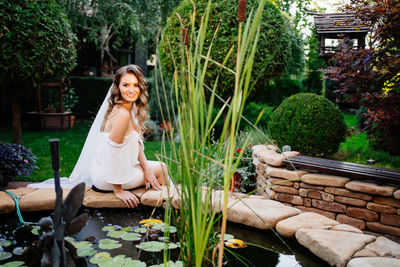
332;113;400;169
0;120;171;181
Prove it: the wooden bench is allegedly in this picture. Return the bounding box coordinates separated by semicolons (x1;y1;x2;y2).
282;155;400;186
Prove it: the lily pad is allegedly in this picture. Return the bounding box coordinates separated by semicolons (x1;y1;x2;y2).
0;251;12;261
121;227;133;232
150;261;183;267
152;223;177;234
135;241;167;252
123;259;146;267
120;233;141;241
99;239;118;244
77;247;97;257
31;226;40;236
1;261;25;267
98;242;122;250
89;252;111;264
74;241;92;248
134;227;147;234
101;226;115;232
12;247;27;256
107;231;126;238
97;255;125;267
89;252;112;264
0;240;13;248
167;243;179;249
218;234;234;241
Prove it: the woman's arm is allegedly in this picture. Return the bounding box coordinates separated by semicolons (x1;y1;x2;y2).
109;108;140;207
138;142;162;191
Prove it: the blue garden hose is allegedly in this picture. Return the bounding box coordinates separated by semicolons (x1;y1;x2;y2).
3;190;36;226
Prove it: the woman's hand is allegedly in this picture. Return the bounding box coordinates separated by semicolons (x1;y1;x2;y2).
143;168;162;191
114;190;140;208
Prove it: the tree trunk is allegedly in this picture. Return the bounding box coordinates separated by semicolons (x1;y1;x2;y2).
12;89;23;144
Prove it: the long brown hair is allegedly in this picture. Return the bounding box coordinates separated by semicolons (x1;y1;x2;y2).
101;65;149;134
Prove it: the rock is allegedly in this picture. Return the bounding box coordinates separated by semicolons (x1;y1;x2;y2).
330;224;363;234
347;207;378;222
227;198;301;230
0;188;37;214
380;214;400;227
347;257;400;267
394;190;400;200
312;199;346;213
83;189;125;208
266;144;279;151
295;228;375;267
335;196;367;207
324;187;372;201
255;162;268;172
294;206;336;220
276;212;339;238
141;186;176;207
299;188;334;202
304;198;312;207
373;196;400;208
258;150;286;166
282;151;300;158
251;145;269;156
294;182;300;189
300;182;325;190
353;249;378;257
345;181;396;197
266;166;306;180
367;202;396;214
269;177;293;186
271;185;298;195
336;214;366;230
398;209;400;216
276;193;303;205
366;222;400;237
360;236;400;257
19;188;71;211
302;173;350;187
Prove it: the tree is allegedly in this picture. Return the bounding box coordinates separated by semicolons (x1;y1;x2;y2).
160;0;292;100
321;0;400;154
62;0;180;77
0;0;77;144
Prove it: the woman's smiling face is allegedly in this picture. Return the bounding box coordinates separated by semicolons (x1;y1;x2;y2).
119;73;140;103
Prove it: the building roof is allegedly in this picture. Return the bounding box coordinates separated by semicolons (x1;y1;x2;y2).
310;12;370;35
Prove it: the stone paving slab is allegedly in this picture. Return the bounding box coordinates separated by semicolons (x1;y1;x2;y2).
296;228;376;267
347;257;400;267
354;236;400;257
19;188;72;212
227;197;301;230
276;212;339;238
0;188;37;214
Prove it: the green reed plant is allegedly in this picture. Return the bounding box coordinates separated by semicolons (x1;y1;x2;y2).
154;0;267;266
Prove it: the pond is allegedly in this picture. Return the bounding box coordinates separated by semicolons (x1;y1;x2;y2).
0;206;327;266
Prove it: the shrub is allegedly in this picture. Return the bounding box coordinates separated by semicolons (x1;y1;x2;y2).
258;75;305;105
268;93;346;156
69;76;112;118
240;102;273;129
159;0;291;100
0;142;38;185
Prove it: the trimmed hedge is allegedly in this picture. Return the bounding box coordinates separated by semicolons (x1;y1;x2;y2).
70;76;112;118
268;93;346;156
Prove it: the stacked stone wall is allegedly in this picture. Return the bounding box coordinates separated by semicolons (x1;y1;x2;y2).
253;145;400;237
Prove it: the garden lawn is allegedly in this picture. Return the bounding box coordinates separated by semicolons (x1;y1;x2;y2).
333;113;400;170
0;120;171;182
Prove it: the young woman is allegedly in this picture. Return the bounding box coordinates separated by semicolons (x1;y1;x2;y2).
89;65;169;208
28;65;169;209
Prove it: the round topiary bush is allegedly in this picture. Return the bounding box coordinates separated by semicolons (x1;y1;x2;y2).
268;93;346;156
159;0;291;99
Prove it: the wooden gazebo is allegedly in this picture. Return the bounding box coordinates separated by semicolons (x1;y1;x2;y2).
28;80;73;131
308;11;370;59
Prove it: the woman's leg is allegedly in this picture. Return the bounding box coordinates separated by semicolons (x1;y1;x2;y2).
148;160;169;186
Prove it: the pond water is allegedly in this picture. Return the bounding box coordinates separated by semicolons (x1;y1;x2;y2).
0;206;327;266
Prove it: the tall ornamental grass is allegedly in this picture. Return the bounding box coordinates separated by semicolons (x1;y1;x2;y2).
156;0;267;266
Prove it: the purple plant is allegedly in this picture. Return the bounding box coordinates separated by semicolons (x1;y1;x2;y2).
0;142;38;183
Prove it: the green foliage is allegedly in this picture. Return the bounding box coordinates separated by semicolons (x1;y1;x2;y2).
69;76;112;118
268;93;346;156
160;0;291;99
241;102;273;129
0;0;77;88
284;29;305;76
260;75;305;105
304;28;325;95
